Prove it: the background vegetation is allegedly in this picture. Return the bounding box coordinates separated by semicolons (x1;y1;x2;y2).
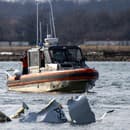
0;0;130;44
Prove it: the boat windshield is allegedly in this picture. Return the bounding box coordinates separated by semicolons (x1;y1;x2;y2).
49;46;83;63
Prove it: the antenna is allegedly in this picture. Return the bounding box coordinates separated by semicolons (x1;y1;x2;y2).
48;0;56;38
40;21;42;43
47;24;49;35
36;1;39;45
49;13;53;36
44;0;58;46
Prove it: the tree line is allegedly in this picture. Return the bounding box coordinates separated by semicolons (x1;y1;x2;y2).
0;0;130;45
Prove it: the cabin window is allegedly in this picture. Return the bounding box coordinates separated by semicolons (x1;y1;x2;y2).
53;50;66;63
49;47;83;63
49;49;67;63
67;48;82;62
28;51;39;67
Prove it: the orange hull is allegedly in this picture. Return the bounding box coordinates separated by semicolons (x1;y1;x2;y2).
8;68;98;93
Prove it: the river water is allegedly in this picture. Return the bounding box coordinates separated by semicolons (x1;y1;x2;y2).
0;62;130;130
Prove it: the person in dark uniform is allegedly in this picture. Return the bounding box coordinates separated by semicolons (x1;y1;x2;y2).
40;51;45;67
20;51;28;74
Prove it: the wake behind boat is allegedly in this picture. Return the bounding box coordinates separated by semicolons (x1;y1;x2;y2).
7;1;98;93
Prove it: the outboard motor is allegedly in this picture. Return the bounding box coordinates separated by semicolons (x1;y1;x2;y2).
67;95;95;124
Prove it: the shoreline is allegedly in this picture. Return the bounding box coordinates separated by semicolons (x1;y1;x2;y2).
80;45;130;61
0;45;130;61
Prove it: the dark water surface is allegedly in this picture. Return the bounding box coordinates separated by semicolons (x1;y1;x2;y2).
0;62;130;130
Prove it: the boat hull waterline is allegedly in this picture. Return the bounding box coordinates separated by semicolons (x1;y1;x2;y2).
8;68;98;93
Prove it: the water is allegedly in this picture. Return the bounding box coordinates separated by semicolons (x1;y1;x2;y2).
0;62;130;130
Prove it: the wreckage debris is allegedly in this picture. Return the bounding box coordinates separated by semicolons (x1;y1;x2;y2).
20;99;67;123
0;111;11;122
0;95;114;124
67;95;96;124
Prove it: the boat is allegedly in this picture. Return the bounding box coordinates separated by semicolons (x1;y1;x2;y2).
7;1;99;93
7;36;98;93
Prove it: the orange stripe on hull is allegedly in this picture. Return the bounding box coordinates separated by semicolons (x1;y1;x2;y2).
8;76;96;87
9;68;97;81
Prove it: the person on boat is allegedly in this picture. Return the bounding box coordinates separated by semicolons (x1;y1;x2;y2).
40;51;45;67
20;51;28;75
